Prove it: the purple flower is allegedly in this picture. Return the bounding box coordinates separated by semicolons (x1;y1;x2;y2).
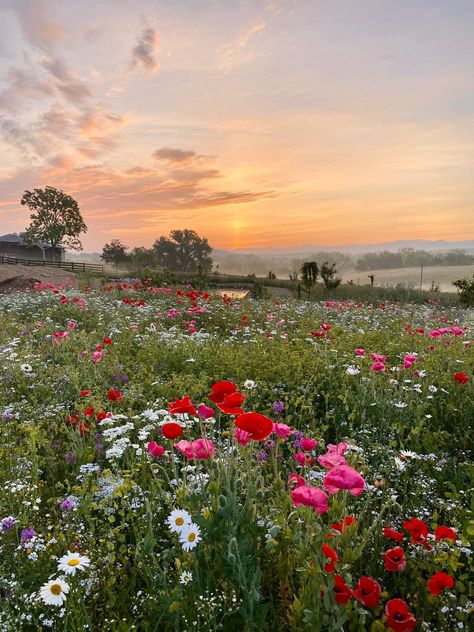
65;452;77;463
60;499;76;511
2;412;14;422
20;527;36;542
263;439;276;452
94;443;104;451
93;433;102;441
273;400;284;414
121;375;129;383
1;516;16;533
258;450;268;461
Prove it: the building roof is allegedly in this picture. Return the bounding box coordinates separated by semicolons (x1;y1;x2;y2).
0;233;64;250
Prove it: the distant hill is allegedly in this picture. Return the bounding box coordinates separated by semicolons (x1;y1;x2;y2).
224;239;474;255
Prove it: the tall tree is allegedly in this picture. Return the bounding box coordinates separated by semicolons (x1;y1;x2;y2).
300;261;319;295
153;229;213;273
320;261;342;289
101;239;130;272
21;186;87;253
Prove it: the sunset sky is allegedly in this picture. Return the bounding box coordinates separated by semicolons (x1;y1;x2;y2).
0;0;473;251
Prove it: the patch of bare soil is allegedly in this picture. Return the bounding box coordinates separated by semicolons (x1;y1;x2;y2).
0;265;78;294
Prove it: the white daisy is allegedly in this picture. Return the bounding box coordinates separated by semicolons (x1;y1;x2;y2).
20;363;33;373
243;380;256;389
39;578;70;606
57;551;91;575
346;366;360;376
166;509;192;533
179;571;193;584
179;523;201;551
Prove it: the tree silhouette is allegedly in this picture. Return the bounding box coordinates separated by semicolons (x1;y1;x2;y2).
300;261;318;296
153;229;213;273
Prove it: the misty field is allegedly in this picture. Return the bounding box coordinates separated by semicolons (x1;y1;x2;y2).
341;265;474;293
0;281;472;631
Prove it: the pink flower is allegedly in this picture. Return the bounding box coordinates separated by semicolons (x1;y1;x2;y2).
324;465;365;496
197;404;215;420
295;452;313;466
147;441;165;458
371;361;385;371
370;353;386;361
92;350;103;363
291;485;329;514
273;423;292;439
355;348;366;356
403;354;417;369
235;427;252;446
288;473;306;489
175;438;216;460
300;437;317;451
317;443;348;469
67;321;77;329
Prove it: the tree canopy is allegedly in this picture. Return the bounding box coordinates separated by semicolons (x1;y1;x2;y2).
153;229;213;273
101;239;129;268
21;186;87;251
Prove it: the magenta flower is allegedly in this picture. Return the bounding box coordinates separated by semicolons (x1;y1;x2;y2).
288;472;306;488
291;485;329;514
355;348;366;356
92;350;103;363
324;465;365;496
235;427;252;446
273;422;292;439
300;437;317;451
176;438;216;460
197;404;215;420
147;441;165;458
317;442;347;469
371;361;385;371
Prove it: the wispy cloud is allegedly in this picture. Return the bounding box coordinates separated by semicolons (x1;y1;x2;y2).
216;21;266;72
153;147;197;163
130;27;159;74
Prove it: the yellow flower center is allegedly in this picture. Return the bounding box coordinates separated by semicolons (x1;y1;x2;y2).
50;584;62;595
67;558;80;566
188;533;196;542
175;517;184;526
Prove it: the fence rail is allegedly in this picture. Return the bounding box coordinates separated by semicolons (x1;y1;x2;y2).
0;255;103;273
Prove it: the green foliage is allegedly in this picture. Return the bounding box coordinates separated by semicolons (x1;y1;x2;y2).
320;261;342;289
100;239;129;268
453;275;474;306
153;229;213;273
20;186;87;251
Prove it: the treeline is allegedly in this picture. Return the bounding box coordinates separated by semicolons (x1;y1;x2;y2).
355;248;474;271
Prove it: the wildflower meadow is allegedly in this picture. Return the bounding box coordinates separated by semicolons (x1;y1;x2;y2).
0;280;472;631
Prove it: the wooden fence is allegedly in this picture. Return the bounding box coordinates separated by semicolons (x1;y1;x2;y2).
0;255;103;273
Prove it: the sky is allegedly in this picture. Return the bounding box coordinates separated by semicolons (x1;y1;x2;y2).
0;0;473;251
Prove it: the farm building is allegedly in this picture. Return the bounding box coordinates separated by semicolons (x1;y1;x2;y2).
0;233;65;262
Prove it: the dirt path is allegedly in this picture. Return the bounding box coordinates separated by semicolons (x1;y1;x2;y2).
0;264;78;294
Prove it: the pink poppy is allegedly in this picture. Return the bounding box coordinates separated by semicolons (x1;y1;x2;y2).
235;427;252;446
197;404;215;419
300;437;317;451
287;473;306;489
317;442;347;469
295;452;313;466
273;423;292;439
371;361;386;371
175;438;216;460
291;485;329;514
324;465;365;496
147;441;165;457
355;348;366;356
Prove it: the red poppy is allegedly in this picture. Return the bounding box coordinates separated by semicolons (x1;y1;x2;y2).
352;577;381;608
83;406;95;417
403;517;429;545
217;391;246;415
330;516;358;536
333;575;352;605
78;422;89;436
434;526;457;542
167;396;197;416
383;547;406;572
208;381;237;404
385;599;416;632
96;411;108;422
453;372;469;384
322;544;339;573
102;337;113;344
427;572;454;596
162;423;184;440
235;412;273;441
383;525;405;542
107;388;123;402
66;413;79;427
80;390;91;397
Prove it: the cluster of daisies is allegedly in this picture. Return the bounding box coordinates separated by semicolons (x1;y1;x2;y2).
39;551;90;606
167;509;201;552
